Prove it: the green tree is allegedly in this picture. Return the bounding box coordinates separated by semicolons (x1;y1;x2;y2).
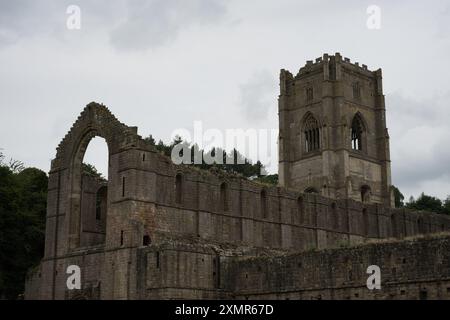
443;196;450;215
0;163;47;299
0;150;25;173
406;193;446;214
144;136;267;178
391;185;404;208
254;174;279;185
82;163;106;181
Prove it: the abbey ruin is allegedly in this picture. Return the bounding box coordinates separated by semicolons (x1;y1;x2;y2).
25;54;450;300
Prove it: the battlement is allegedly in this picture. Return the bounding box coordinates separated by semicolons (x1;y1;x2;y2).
340;53;370;72
295;52;377;78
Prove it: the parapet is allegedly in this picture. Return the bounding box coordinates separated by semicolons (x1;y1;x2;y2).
295;52;377;78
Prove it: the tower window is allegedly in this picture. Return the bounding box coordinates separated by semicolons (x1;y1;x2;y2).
143;234;151;246
306;87;314;101
361;185;371;203
352;82;361;99
351;114;364;151
303;113;320;153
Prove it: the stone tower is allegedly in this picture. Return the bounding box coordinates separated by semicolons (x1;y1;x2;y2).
278;53;393;207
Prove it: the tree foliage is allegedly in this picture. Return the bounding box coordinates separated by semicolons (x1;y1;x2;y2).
0;155;47;299
391;185;405;208
82;163;106;181
254;174;279;186
406;192;450;215
145;135;266;178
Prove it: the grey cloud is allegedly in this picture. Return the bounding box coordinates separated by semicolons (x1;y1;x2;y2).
388;92;450;129
436;4;450;38
109;0;227;51
388;92;450;199
0;0;55;45
238;70;277;123
0;0;118;47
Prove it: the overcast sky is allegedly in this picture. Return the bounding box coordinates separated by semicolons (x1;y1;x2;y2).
1;0;450;201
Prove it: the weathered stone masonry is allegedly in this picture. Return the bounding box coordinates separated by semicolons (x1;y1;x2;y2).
225;235;450;300
24;54;450;300
279;53;392;207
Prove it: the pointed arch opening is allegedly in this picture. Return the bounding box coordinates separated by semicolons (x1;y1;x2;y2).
351;113;366;151
73;134;109;248
54;103;142;252
303;113;321;153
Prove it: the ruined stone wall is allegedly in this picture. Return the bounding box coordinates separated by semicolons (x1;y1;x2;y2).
80;174;107;247
24;102;450;300
137;242;233;299
146;150;450;251
26;234;450;300
224;235;450;300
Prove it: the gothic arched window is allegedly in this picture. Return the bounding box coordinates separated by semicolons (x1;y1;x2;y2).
303;113;320;153
351;114;364;151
